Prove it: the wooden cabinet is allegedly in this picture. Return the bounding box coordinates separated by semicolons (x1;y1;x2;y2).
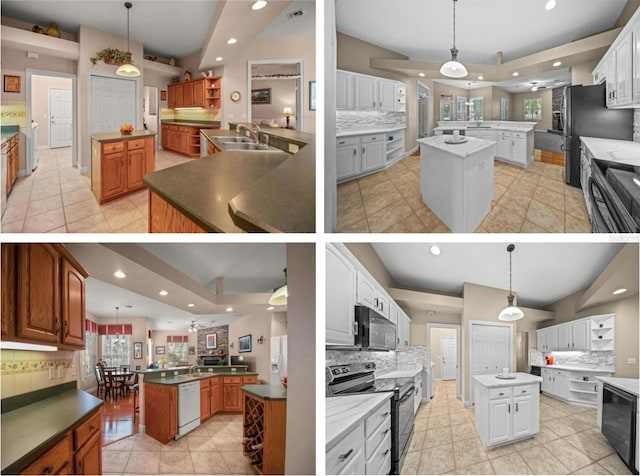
20;434;72;475
2;244;17;339
61;258;86;347
145;383;178;444
174;83;184;108
91;136;155;204
149;191;207;233
200;379;211;420
210;377;222;415
243;375;258;385
161;123;214;157
6;134;19;196
326;244;357;346
242;390;286;474
223;376;242;411
167;77;222;109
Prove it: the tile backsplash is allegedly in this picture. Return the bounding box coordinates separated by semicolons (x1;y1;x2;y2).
549;350;616;369
634;109;639;143
337;110;406;132
0;101;27;127
1;350;76;399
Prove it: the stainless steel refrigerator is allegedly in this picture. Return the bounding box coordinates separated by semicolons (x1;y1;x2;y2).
563;82;634;187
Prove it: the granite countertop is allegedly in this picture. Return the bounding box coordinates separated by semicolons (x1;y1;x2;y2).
145;128;315;233
326;393;392;450
377;366;423;378
1;128;19;146
595;377;640;397
473;372;543;388
145;371;259;385
540;365;615;373
134;365;248;374
91;130;157;142
418;135;496;158
1;390;103;474
161;120;221;128
337;126;406;137
241;384;287;401
581;136;640;167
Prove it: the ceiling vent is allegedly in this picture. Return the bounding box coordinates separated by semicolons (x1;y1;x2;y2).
287;9;304;19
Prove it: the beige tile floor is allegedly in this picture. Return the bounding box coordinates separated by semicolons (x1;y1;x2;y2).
102;413;257;475
401;380;631;475
336;154;592;233
1;146;190;233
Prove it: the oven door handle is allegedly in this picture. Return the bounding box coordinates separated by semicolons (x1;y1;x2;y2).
400;387;415;403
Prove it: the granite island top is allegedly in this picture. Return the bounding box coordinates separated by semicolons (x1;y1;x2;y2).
580;136;640;167
1;389;103;474
326;393;393;449
473;372;543;388
241;384;287;400
91;130;157;142
596;377;640;397
144;128;315;233
418;135;496;158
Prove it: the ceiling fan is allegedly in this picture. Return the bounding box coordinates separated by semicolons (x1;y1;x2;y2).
187;320;205;333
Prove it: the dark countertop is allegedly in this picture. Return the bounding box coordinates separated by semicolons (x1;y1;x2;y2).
241;384;287;401
161;120;221;127
144;128;315;233
145;371;259;385
1;125;20;146
91;130;157;142
1;390;103;474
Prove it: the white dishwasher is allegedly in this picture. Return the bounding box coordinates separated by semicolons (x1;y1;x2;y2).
177;381;200;438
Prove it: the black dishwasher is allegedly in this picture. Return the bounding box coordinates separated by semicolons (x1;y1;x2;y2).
530;366;542;393
602;383;638;474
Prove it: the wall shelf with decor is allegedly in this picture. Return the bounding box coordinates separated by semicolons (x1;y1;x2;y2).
590;314;615;351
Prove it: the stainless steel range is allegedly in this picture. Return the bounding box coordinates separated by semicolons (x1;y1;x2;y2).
327;362;415;475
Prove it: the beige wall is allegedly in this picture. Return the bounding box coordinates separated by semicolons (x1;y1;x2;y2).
31;75;72;148
405;309;462;346
572;60;599;86
491;87;513;121
228;311;272;381
432;82;469;121
251;78;298;128
430;327;457;380
344;243;396;289
511;88;553;130
271;311;287;337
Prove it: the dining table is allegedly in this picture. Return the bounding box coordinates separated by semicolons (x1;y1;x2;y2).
104;371;133;400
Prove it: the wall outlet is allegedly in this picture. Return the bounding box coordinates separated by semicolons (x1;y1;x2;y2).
174;371;179;376
71;365;76;377
49;367;55;380
288;143;299;154
160;372;166;378
628;357;637;365
208;368;213;372
57;366;63;378
231;368;237;373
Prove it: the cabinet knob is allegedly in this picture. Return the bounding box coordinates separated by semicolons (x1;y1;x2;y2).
54;318;60;334
44;464;54;474
338;449;354;462
515;402;519;412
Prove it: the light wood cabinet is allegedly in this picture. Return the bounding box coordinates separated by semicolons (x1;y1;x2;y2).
223;376;242;411
167;77;222;109
6;134;19;196
210;377;222;415
20;434;72;475
2;244;17;339
200;379;211;421
242;390;286;475
174;83;184;108
161;123;215;158
148;191;207;233
61;258;86;347
144;382;178;444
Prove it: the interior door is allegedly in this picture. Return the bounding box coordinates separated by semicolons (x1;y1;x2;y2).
471;323;511;404
90;75;136;136
49;88;72;148
441;336;457;381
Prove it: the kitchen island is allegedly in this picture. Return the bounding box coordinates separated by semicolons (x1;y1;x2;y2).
144;127;315;233
419;135;495;232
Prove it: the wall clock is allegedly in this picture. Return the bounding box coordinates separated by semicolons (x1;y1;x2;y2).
230;91;241;102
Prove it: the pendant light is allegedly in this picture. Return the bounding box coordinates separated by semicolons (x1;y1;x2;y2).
114;306;122;345
269;268;288;305
440;0;468;78
498;244;524;321
116;2;141;77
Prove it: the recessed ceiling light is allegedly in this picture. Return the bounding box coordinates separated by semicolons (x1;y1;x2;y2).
545;0;557;10
553;61;562;67
215;57;223;61
251;0;268;10
188;303;195;308
159;290;168;296
114;270;126;279
478;76;484;80
430;245;441;256
612;288;627;295
512;72;519;77
418;73;426;77
227;38;237;45
226;307;233;312
267;306;275;311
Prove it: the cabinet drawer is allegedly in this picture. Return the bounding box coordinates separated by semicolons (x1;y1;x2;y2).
362;134;384;144
497;130;511;137
243;375;258;384
511;131;526;139
223;376;241;384
74;410;101;450
365;431;392;475
21;434;72;475
336;137;358;147
489;387;513;400
168;125;179;131
365;414;391;459
127;139;146;151
513;385;532;397
102;141;125;154
200;378;211;388
327;422;365;475
365;399;391;438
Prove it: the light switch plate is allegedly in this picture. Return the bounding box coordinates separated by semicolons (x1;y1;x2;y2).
628;357;636;364
174;371;179;376
208;368;213;372
49;367;55;380
160;372;166;378
288;143;299;153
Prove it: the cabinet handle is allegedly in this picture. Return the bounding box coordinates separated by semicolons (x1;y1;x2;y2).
383;449;390;457
44;464;54;474
362;147;365;155
507;404;511;413
55;318;60;334
381;411;390;417
339;141;346;145
353;321;358;336
382;428;390;436
522;389;526;393
65;320;69;336
338;449;354;462
352;149;356;156
515;402;519;412
594;384;597;393
499;392;504;396
90;424;97;431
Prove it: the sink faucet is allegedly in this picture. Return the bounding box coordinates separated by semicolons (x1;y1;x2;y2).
189;365;198;375
236;122;261;141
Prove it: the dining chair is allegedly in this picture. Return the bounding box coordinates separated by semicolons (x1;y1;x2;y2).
103;370;116;400
94;366;106;396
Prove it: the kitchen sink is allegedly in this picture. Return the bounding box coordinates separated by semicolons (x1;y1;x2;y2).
173;374;198;381
221;142;282;152
212;136;255;143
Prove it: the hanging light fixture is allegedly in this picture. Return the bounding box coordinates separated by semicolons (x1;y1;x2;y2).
114;306;123;345
498;244;524;321
269;268;288;305
116;2;141;77
440;0;468;78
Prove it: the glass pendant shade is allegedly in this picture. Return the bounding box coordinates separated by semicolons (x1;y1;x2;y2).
117;2;140;78
269;285;288;305
498;245;524;321
441;0;468;79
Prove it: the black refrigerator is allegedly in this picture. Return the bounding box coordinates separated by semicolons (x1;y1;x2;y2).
563;82;634;187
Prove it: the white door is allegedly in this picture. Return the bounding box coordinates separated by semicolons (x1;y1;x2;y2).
441;336;457;381
90;75;136;135
49;88;72;148
471;323;511;404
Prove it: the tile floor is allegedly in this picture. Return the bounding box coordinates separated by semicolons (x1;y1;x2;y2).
1;146;190;233
102;413;257;475
401;380;631;475
336;154;592;233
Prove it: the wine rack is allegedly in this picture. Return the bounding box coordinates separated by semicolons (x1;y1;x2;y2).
242;391;286;474
243;396;265;469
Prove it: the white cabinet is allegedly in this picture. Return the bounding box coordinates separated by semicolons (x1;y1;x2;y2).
590;314;615;351
379;80;396;112
489;397;512;446
496;131;528;166
547;326;558;352
552;372;569;400
536;329;548;352
355;75;378;110
327;422;366;475
337;71;355;110
336;137;360;182
614;34;634;106
361;135;385;174
336;133;386;183
387;302;398;325
356;271;389;319
497;133;511;159
541;369;553;394
634;20;640;104
511;137;527;166
396;311;410;348
572;319;589;351
557;323;571;351
512;394;533;439
364;399;392;475
414;374;422;414
326;244;357;346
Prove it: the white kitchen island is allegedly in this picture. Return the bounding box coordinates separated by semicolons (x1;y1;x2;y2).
473;372;542;448
418;135;495;232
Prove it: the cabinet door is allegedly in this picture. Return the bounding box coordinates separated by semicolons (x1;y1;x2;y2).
17;244;61;344
336;144;360;181
179;132;189;154
168;85;176;109
547;326;558;352
553;374;568;400
210;379;221;415
326;245;357;346
127;149;146;190
511;138;527;166
541;371;553;394
175;84;184;108
614;33;633;106
387;302;398;326
537;329;547;352
362;142;385;173
61;258;85;348
356;271;377;309
512;395;532;439
193;80;205;107
572;320;589;350
379;80;396;111
634;21;640;103
183;82;194;107
355;75;378;110
557;323;571;351
336;71;354;110
74;431;101;475
102;153;126;199
161;126;169;149
223;383;242;411
1;244;17;339
200;384;211;420
337;447;365;475
606;54;617;107
497;135;511;158
489;398;512;446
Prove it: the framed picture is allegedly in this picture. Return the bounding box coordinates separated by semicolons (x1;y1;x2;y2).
160;90;167;101
4;75;20;93
251;88;271;104
133;342;143;359
238;334;252;353
156;346;165;355
206;333;217;349
309;81;316;111
189;346;196;355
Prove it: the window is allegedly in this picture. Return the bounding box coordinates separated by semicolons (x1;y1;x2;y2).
524;98;542;120
83;320;97;381
457;97;466;121
440;100;453;121
168;342;188;363
500;98;509;120
101;335;132;368
469;97;484;121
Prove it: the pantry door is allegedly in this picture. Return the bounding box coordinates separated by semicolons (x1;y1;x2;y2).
469;321;513;405
89;75;137;137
